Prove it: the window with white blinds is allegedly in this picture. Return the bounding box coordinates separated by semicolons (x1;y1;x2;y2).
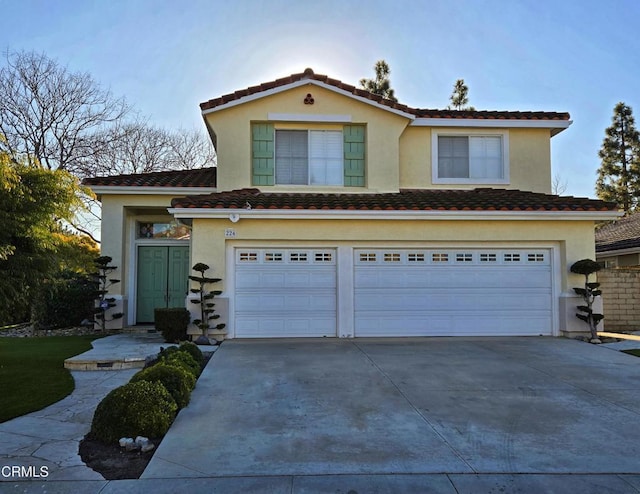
275;130;343;185
433;131;509;184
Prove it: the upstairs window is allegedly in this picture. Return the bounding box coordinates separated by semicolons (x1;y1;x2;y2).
275;130;343;185
433;131;509;184
251;123;365;187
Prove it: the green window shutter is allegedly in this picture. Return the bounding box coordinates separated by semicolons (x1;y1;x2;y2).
343;125;365;187
252;123;274;186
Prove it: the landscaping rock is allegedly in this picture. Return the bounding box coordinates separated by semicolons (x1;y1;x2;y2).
141;442;155;453
194;335;210;345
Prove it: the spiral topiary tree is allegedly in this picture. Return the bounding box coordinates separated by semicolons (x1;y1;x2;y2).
92;256;123;332
189;263;226;344
570;258;604;342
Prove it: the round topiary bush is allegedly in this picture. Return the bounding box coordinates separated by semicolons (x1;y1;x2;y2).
130;363;196;408
90;381;177;443
179;341;204;367
161;351;201;378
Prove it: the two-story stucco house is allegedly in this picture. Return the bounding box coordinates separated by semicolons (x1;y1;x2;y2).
85;68;620;339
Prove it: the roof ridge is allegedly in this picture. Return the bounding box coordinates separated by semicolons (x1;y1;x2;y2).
199;69;571;120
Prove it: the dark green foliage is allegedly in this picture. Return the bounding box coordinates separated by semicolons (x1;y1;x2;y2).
0;153;88;326
570;259;602;276
448;79;475;111
155;307;190;343
596;102;640;212
32;271;96;331
90;381;177;443
130;363;195;408
359;60;397;102
179;341;204;367
161;350;200;378
189;262;225;339
570;258;604;340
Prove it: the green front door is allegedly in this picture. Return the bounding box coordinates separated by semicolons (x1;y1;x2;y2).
137;246;189;323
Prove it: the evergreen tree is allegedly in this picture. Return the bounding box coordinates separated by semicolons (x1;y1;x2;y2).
448;79;475;111
0;147;87;324
596;102;640;212
359;60;397;102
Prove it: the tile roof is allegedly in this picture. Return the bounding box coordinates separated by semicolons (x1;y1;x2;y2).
200;68;571;122
83;168;217;188
171;188;616;213
596;212;640;252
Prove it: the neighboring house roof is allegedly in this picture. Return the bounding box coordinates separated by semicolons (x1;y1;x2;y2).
200;68;570;125
170;188;616;213
83;167;217;188
596;213;640;253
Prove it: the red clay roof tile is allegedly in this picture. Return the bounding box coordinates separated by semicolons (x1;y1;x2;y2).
170;188;616;213
83;168;217;188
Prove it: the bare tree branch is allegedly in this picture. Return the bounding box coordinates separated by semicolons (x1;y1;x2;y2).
552;172;568;195
0;50;129;171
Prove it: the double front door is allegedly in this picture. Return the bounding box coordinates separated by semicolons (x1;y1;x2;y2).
137;246;189;323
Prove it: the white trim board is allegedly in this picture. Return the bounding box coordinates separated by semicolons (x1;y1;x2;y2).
169;208;621;222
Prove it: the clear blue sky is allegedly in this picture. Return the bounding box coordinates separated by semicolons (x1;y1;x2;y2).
1;0;639;199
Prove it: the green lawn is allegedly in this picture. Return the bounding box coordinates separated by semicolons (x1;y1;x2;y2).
622;349;640;358
0;336;100;423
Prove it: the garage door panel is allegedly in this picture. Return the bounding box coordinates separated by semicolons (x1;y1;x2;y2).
354;249;553;337
357;311;552;337
355;267;551;289
356;288;550;310
236;292;336;312
235;316;335;338
237;270;335;289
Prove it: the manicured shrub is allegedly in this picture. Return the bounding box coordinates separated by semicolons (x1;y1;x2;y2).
90;381;177;443
155;308;190;343
179;341;204;367
161;350;200;378
32;272;96;330
130;363;196;408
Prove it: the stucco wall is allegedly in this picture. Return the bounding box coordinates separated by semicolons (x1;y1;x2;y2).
599;268;640;332
205;84;555;195
206;84;408;193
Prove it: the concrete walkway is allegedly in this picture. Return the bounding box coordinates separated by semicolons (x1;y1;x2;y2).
0;368;137;482
3;336;640;493
64;332;168;370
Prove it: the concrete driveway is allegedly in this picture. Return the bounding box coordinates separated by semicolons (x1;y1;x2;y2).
142;337;640;491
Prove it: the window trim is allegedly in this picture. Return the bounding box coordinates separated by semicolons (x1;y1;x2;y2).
431;129;510;185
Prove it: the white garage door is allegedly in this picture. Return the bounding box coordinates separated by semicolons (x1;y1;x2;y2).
234;249;337;337
354;249;553;337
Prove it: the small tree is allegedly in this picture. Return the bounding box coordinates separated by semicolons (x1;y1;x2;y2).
188;263;225;344
570;259;604;342
92;256;123;331
359;60;397;102
448;79;475;111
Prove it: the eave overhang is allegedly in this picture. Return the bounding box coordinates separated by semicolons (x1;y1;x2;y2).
411;118;572;136
90;186;218;198
168;208;621;222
